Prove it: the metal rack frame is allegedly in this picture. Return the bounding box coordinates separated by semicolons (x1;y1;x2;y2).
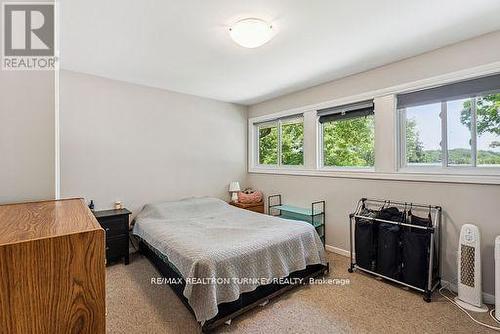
268;194;326;246
268;194;282;213
348;197;442;302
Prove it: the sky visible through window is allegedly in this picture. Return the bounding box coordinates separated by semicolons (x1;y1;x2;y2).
407;100;499;153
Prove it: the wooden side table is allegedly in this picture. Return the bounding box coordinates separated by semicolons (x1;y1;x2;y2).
229;201;265;214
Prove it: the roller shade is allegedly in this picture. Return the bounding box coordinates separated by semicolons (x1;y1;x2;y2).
318;100;374;124
253;113;303;126
397;73;500;109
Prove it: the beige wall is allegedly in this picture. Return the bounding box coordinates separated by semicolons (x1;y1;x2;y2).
250;31;500;116
0;71;55;203
0;0;56;203
247;31;500;296
60;70;247;214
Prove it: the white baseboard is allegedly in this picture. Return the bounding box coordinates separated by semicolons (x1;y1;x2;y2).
324;245;496;305
441;280;495;305
325;244;350;257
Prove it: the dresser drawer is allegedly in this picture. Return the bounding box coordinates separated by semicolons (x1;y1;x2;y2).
229;201;265;214
106;236;128;262
247;204;264;213
99;216;128;238
94;208;131;265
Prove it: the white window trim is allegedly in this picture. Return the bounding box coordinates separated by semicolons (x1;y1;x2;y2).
247;167;500;185
248;61;500;185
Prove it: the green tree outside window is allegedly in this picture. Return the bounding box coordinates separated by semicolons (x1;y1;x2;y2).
259;125;278;165
323;116;375;167
281;121;304;165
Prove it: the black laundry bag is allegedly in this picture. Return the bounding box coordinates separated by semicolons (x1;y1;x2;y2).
376;207;404;279
377;206;405;223
355;208;378;271
401;212;434;290
377;223;401;278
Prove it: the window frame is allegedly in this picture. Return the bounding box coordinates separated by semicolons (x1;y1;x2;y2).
255;115;304;168
248;65;500;185
398;94;500;174
256;120;279;167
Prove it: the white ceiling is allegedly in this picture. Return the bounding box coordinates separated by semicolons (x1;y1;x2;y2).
61;0;500;105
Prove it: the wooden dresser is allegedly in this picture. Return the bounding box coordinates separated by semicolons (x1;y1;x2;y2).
229;201;265;213
0;198;106;334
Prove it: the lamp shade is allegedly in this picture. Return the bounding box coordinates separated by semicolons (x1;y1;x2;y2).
229;18;274;48
229;181;240;192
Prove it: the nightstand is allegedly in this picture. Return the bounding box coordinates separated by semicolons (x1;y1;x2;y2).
93;208;131;265
229;201;265;214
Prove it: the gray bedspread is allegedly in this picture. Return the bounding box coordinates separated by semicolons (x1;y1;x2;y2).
132;197;326;323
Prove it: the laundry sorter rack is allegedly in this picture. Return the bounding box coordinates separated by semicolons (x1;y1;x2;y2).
348;198;442;302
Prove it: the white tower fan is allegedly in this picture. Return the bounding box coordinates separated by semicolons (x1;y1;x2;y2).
496;235;500;321
454;224;488;312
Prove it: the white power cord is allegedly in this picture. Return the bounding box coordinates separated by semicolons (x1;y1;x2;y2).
492;309;500;324
439;284;500;331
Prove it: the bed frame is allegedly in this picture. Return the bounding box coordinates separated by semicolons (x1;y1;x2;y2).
138;240;329;333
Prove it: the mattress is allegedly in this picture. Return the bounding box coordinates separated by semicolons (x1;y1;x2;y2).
132;197;326;323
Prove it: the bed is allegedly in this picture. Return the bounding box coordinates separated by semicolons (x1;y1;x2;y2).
132;197;328;332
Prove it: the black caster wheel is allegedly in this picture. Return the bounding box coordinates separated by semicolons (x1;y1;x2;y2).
325;263;330;275
348;268;354;273
423;293;432;303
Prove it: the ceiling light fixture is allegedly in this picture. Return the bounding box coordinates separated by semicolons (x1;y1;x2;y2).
229;18;274;48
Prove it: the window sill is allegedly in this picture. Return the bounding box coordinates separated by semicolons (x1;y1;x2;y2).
255;164;305;169
248;167;500;185
319;166;375;173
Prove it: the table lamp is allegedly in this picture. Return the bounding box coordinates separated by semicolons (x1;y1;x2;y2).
229;181;241;203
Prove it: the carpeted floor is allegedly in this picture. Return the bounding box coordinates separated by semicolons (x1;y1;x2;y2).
106;251;497;333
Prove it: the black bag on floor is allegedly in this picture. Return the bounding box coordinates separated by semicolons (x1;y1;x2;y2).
401;212;433;290
376;207;403;279
355;208;378;271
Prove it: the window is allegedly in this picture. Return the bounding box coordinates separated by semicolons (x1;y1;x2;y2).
403;103;442;166
258;122;278;165
447;98;473;166
398;74;500;169
319;100;375;168
474;93;500;167
250;72;500;184
256;116;304;166
281;118;304;165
